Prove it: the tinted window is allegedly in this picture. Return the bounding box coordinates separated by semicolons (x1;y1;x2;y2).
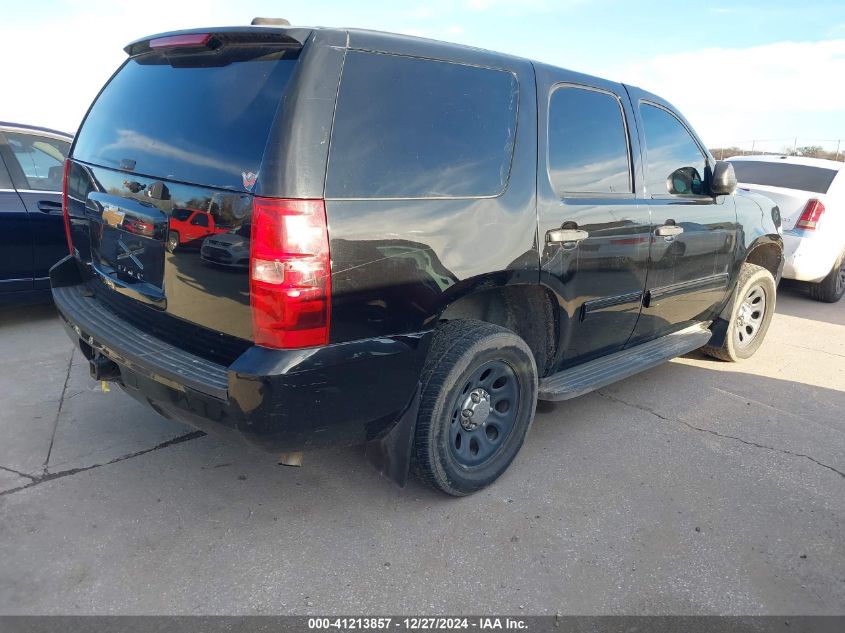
4;132;69;191
729;161;837;194
191;213;209;227
73;48;298;191
548;87;631;194
640;104;707;196
326;52;518;198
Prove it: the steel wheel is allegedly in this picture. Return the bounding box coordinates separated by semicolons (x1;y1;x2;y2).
837;259;845;294
733;283;766;349
448;360;519;468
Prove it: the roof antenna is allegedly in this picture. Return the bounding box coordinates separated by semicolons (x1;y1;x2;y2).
251;17;291;26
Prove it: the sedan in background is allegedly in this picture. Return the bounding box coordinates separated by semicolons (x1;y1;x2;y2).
728;155;845;302
200;223;250;270
0;122;72;304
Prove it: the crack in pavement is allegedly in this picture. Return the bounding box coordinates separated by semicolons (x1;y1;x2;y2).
0;465;37;481
598;391;845;480
0;430;206;497
42;347;75;476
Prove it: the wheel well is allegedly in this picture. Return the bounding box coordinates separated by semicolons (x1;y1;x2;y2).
745;242;782;280
439;285;557;377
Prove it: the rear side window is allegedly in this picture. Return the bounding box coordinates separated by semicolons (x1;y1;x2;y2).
729;161;837;194
4;132;70;192
73;48;298;191
326;51;519;199
640;103;708;196
547;86;631;195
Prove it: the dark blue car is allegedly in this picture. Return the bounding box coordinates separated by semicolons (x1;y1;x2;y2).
0;122;72;303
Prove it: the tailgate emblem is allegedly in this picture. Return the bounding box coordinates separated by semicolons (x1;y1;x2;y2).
242;171;257;190
116;238;145;270
102;206;126;228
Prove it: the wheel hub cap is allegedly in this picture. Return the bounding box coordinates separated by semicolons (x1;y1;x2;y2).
460;388;491;431
734;283;766;349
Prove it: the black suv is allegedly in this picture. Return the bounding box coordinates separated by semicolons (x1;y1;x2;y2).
51;25;783;495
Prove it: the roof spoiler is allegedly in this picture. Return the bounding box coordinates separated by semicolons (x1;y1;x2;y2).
124;26;308;57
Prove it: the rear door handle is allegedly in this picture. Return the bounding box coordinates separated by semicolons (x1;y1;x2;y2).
547;229;589;244
655;225;684;237
37;200;63;214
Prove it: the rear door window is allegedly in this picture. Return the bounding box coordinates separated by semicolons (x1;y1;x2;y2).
728;161;837;194
3;132;70;191
72;47;299;191
326;51;519;199
548;86;632;195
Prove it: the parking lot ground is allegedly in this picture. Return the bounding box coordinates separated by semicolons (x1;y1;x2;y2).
0;284;843;615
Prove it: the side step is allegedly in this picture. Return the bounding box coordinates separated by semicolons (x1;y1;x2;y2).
538;323;712;401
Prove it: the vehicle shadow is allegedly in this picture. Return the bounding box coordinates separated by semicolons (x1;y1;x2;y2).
0;301;57;328
776;280;845;327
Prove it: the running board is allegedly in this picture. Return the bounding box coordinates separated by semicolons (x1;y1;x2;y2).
538;323;712;401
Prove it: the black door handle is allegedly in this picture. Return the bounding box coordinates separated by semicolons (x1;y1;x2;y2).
37;200;63;214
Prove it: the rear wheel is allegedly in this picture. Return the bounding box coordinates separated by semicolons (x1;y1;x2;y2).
808;252;845;303
412;320;538;496
701;263;776;362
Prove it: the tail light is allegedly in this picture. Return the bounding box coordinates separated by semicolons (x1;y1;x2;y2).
61;159;73;255
250;198;331;349
795;199;825;230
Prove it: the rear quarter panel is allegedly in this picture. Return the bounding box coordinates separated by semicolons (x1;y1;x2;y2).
322;37;539;343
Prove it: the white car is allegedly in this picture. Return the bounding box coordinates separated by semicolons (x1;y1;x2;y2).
728;155;845;302
200;224;250;269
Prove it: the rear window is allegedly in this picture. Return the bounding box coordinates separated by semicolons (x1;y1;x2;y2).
73;47;298;191
729;161;838;194
326;51;519;199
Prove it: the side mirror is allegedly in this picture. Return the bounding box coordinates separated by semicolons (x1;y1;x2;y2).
666;167;703;195
711;161;737;196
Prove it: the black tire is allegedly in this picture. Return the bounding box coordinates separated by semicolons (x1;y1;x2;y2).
412;320;538;496
701;263;776;362
808;251;845;303
166;232;179;253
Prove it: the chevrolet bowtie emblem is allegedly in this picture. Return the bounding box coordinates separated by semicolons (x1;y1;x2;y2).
116;238;145;270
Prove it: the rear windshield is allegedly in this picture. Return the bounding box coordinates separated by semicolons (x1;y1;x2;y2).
73;47;298;191
729;160;838;194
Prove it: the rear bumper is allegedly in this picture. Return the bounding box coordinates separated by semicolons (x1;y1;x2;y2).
781;231;841;283
50;256;430;452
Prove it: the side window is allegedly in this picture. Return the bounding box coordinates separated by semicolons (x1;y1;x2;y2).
0;155;13;189
548;86;632;195
4;132;69;192
640;104;708;196
326;51;519;199
190;213;209;227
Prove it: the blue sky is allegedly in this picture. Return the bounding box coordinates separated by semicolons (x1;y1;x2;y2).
1;0;843;150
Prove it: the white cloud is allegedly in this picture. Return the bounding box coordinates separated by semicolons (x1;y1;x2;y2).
614;39;845;146
0;0;239;133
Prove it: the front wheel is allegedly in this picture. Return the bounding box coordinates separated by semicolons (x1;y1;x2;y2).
808;251;845;303
412;320;538;496
701;263;776;362
166;231;179;253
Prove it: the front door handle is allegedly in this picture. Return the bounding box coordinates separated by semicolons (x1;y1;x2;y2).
655;225;684;237
547;228;589;244
37;200;63;214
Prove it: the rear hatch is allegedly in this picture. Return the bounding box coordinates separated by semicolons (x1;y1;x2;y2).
66;29;307;362
729;160;837;230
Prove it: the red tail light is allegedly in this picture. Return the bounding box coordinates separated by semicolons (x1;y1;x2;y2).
61;159;73;255
795;199;825;230
149;33;213;50
250;198;331;349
